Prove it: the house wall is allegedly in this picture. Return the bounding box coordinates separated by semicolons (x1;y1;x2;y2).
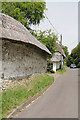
54;52;64;69
2;39;47;79
53;63;56;72
54;52;61;61
52;62;61;72
0;39;2;80
56;62;61;70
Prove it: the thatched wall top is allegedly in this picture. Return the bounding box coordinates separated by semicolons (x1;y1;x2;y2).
56;43;66;57
51;55;60;62
0;13;51;55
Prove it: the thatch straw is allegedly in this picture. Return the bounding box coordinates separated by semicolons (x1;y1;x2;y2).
0;13;51;55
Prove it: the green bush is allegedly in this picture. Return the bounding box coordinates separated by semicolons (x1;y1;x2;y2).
78;62;80;68
67;43;80;68
50;69;55;73
56;65;66;74
47;59;53;72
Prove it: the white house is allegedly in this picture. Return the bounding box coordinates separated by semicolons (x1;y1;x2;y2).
51;43;66;72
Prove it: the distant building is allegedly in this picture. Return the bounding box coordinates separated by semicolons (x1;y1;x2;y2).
0;13;51;79
51;43;66;72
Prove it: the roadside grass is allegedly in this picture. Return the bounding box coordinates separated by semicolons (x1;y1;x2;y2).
2;73;54;117
56;65;67;74
0;91;2;120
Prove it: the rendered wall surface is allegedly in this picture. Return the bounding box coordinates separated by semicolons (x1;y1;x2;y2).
0;40;2;78
2;39;47;79
53;63;56;72
56;62;61;70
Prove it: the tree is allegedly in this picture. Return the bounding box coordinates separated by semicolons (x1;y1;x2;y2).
32;29;58;72
62;45;69;57
1;2;46;30
66;42;80;68
33;29;58;56
66;55;73;67
62;45;69;66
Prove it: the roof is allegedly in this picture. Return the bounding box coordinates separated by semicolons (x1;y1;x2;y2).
0;13;51;55
55;43;66;57
51;55;60;62
51;43;66;62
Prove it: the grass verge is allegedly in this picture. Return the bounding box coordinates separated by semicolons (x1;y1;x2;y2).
2;73;54;118
56;65;67;74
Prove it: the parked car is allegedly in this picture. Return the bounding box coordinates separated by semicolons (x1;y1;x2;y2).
70;64;76;68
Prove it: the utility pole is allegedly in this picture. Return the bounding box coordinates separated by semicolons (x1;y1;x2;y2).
60;34;62;71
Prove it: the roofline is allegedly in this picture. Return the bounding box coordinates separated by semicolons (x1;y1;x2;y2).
55;50;66;57
1;37;52;55
0;13;51;55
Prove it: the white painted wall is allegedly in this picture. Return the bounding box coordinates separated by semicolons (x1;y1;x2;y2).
54;52;61;61
52;52;64;72
53;63;56;72
56;62;61;69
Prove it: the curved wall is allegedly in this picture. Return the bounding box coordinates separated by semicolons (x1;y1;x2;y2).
2;39;47;79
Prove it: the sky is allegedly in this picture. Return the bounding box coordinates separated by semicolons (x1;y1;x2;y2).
31;1;78;54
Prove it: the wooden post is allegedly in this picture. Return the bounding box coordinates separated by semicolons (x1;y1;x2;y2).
61;34;62;71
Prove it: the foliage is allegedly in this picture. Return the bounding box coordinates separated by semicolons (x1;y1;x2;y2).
32;29;58;72
62;45;69;57
47;59;53;72
56;65;67;74
62;45;69;66
2;74;54;117
50;69;55;73
66;42;80;68
66;55;73;67
1;2;46;30
32;29;58;56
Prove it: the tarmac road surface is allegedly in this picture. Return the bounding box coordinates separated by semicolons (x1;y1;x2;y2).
15;68;78;118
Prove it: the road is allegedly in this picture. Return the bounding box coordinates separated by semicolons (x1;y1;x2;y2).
15;68;78;118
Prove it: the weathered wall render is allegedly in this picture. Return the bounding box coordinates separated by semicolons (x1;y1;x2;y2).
2;39;47;79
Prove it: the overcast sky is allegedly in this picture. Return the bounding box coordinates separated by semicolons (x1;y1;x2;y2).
31;1;78;54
